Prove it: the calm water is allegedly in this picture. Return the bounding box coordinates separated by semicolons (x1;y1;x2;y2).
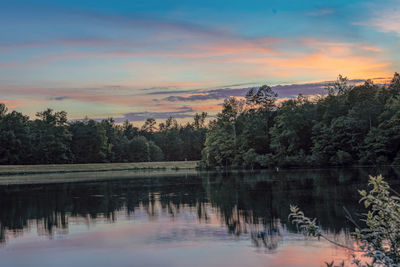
1;167;399;267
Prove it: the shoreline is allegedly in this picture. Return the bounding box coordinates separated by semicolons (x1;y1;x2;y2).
0;161;198;176
0;168;200;185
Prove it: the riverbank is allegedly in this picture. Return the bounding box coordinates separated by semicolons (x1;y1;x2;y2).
0;161;198;176
0;168;199;185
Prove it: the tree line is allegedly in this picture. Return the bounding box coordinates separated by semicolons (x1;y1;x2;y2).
1;73;399;167
0;103;207;164
201;73;400;169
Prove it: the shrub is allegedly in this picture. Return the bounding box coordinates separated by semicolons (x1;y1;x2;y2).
289;175;400;266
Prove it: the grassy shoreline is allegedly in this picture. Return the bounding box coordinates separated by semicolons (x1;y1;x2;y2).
0;168;200;185
0;161;198;176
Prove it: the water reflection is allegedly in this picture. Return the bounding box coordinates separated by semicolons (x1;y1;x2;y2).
1;167;399;251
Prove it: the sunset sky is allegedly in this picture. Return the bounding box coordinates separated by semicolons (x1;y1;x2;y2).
1;0;399;123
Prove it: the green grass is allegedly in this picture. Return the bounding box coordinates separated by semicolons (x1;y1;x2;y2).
0;168;199;185
0;161;198;176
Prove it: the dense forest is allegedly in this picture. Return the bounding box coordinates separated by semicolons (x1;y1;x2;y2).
0;104;207;164
201;73;400;169
1;73;399;168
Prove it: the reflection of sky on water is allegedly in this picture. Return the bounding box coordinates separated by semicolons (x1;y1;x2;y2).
1;167;399;266
1;201;355;267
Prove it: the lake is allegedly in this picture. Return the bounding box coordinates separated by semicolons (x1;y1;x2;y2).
0;167;399;267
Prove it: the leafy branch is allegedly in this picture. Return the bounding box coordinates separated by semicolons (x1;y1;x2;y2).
289;175;400;267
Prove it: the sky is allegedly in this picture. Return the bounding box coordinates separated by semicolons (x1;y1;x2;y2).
1;0;399;124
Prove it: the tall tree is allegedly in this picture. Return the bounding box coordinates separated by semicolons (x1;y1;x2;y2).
30;109;72;164
0;109;31;164
245;85;277;153
69;120;109;163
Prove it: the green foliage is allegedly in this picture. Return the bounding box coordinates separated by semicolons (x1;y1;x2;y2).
126;136;150;162
289;205;322;237
242;148;258;169
289;175;400;266
0;103;8;117
141;118;157;133
245;84;278;111
0;111;31;164
30;109;72;164
69;119;109;163
0;107;205;164
201;122;236;168
156;117;184;161
202;73;400;169
148;141;164;161
200;98;244;168
2;72;400;167
356;175;400;266
270;95;316;164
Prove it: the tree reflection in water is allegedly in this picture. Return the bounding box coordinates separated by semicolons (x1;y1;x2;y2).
0;167;399;250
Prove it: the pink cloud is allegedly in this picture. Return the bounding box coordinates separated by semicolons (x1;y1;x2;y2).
367;12;400;36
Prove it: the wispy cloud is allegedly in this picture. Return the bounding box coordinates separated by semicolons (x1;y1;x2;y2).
1;1;398;122
163;88;251;102
113;106;195;122
364;9;400;36
159;77;386;103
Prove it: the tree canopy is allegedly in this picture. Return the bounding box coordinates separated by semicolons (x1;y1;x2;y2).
0;108;208;164
201;73;400;169
1;73;400;168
